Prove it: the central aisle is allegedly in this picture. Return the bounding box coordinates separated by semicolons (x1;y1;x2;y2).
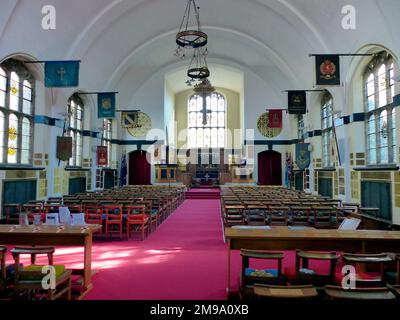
86;199;227;300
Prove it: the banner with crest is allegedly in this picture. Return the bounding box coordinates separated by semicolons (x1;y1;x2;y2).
295;143;311;171
315;55;340;86
98;93;116;118
288;91;306;114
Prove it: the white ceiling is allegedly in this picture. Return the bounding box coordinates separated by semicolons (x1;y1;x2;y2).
0;0;399;101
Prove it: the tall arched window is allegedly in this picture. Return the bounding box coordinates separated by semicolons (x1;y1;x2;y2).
0;59;34;165
188;92;225;149
321;93;334;168
364;53;396;165
68;94;83;167
102;119;112;165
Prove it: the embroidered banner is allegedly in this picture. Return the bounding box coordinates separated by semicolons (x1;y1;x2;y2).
45;61;80;88
56;136;72;161
97;146;108;166
315;54;340;86
295;143;311;171
288;91;306;114
121;111;139;128
268;110;283;128
98;93;116;118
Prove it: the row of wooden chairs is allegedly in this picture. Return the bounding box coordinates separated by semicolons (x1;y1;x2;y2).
0;246;71;300
223;205;346;229
240;249;400;300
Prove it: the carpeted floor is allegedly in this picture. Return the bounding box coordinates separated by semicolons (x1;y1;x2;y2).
6;197;347;300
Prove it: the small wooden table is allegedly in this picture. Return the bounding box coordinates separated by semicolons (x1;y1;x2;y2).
0;224;101;298
225;227;400;296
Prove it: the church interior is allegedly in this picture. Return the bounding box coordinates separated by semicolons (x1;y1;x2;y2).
0;0;400;306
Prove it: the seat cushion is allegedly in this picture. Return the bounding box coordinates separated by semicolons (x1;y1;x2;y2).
20;265;66;281
245;268;278;278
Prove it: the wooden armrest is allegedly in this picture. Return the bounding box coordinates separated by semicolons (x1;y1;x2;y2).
254;285;318;298
240;249;284;259
342;253;393;263
296;250;338;260
324;286;396;300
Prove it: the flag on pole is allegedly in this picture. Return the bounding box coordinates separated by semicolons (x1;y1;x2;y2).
44;61;80;87
284;152;293;189
315;55;340;86
119;154;127;187
268;110;283;128
288;91;307;114
98;93;116;118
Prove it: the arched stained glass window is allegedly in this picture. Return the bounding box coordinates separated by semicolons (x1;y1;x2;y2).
364;53;396;164
188;92;225;148
68;95;84;167
0;60;35;165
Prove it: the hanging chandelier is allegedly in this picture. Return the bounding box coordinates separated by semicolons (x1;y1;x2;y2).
174;0;208;58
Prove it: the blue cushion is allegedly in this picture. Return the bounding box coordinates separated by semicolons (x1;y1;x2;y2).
245;268;278;278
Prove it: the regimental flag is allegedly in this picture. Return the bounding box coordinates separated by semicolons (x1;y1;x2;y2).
268;110;283;128
119;154;127;187
393;94;400;107
285;152;293;189
315;54;340;86
288;91;307;114
121;111;139;128
56;136;72;161
97;146;108;166
98;93;116;118
45;61;80;88
295;143;311;171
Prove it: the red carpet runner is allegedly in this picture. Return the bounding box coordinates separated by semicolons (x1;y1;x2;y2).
85;199;227;300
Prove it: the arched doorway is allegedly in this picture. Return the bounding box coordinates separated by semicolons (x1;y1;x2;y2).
258;150;282;185
129;150;151;185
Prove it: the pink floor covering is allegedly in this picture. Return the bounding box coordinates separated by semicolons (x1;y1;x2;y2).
5;198;346;300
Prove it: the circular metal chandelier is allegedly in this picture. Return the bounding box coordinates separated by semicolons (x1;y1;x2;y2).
175;0;208;58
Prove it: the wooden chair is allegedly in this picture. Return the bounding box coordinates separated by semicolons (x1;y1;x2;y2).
311;206;335;229
0;247;6;292
385;253;400;286
3;203;21;224
23;204;43;223
290;206;311;226
342;253;393;287
84;206;103;236
138;201;157;232
104;205;123;239
66;205;83;214
268;206;289;226
253;284;318;300
295;250;339;287
43;204;60;214
126;205;149;240
47;197;63;205
11;247;71;300
245;205;268;226
324;285;396;301
240;249;287;298
224;205;245;227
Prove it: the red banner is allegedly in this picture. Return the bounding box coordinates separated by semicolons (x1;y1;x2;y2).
268;110;283;128
97;146;108;166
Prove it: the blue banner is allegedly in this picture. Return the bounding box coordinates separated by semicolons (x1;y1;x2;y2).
98;93;116;118
119;154;127;187
44;61;80;87
295;143;311;170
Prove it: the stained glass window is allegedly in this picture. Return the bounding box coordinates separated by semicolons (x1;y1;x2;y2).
68;95;84;166
364;54;396;165
0;60;35;165
188;92;225;148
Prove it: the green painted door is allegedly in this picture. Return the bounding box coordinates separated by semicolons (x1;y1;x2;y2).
2;180;37;217
318;178;333;197
69;177;86;195
361;181;392;222
294;172;304;191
